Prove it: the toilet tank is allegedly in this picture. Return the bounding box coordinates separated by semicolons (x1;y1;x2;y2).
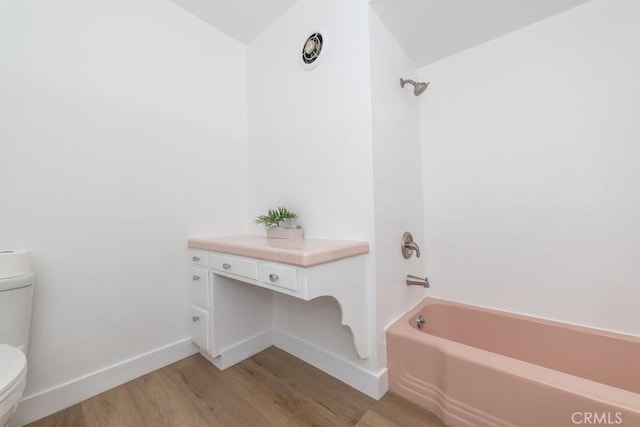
0;273;35;353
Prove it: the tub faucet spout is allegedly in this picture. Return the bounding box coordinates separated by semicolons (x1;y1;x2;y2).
407;274;430;288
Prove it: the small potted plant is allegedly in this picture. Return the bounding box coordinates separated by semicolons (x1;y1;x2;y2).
254;206;304;240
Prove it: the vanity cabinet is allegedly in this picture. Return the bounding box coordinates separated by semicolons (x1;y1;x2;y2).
187;236;370;369
189;251;210;351
190;305;209;351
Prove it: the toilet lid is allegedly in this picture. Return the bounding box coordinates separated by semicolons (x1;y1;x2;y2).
0;344;27;397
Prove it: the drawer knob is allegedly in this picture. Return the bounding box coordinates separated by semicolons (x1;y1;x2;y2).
192;316;200;322
269;274;279;282
192;256;200;262
192;275;200;281
222;263;231;270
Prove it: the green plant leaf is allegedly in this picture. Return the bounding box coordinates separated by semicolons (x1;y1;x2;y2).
254;206;298;229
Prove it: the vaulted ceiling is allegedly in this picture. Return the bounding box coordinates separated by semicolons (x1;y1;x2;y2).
369;0;591;67
172;0;591;66
172;0;298;44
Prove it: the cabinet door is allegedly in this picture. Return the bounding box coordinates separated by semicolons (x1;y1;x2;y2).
191;305;210;351
191;267;210;309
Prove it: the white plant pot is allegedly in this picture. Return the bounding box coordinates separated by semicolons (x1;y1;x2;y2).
266;227;304;240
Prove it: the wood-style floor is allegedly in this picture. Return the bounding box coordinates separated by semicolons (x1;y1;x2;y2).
27;346;446;427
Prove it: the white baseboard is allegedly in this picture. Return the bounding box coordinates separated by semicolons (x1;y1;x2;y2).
272;329;388;399
11;338;197;427
200;329;273;371
198;328;387;399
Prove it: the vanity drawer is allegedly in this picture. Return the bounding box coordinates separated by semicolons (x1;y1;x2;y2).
261;263;298;292
191;305;210;351
209;254;258;280
190;250;208;267
190;267;209;309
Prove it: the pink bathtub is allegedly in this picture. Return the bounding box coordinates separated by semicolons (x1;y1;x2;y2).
387;298;640;427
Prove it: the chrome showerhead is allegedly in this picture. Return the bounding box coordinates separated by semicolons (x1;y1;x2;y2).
400;78;429;96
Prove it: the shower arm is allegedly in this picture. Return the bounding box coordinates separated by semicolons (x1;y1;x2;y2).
400;78;430;96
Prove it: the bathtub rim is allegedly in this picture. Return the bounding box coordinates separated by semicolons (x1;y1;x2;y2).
388;297;640;412
405;297;640;343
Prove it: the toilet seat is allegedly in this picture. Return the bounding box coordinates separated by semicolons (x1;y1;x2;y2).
0;344;27;401
0;345;27;427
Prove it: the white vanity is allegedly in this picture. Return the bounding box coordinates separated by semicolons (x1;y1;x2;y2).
187;236;370;370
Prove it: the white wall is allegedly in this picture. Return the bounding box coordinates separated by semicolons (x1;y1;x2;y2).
247;0;378;370
419;0;640;336
247;0;375;241
0;0;248;399
369;9;426;367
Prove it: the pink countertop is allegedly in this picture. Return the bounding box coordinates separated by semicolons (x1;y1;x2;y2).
187;235;369;267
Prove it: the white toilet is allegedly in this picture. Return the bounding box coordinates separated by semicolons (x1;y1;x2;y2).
0;251;35;427
0;344;27;427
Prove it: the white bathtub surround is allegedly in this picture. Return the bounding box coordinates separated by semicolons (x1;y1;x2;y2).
419;0;640;337
368;9;428;367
